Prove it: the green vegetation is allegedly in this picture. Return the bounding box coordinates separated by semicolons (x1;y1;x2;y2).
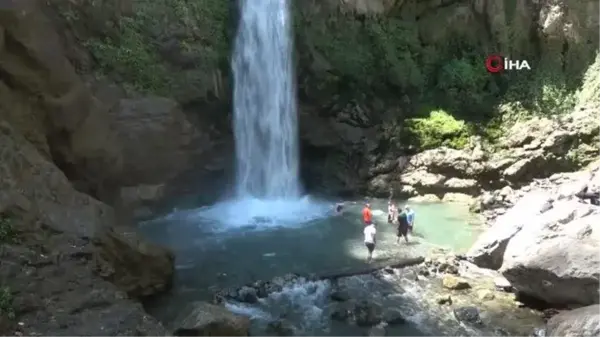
76;0;231;96
84;16;170;94
0;214;16;243
293;2;598;150
406;110;471;150
0;287;14;320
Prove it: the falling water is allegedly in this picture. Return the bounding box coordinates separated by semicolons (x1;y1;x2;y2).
232;0;300;198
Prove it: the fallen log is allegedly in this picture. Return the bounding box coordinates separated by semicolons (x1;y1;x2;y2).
317;256;425;280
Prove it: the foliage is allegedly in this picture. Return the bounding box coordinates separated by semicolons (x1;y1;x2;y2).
81;0;231;95
0;287;14;320
405;110;471;150
575;53;600;106
85;16;170;94
0;214;16;243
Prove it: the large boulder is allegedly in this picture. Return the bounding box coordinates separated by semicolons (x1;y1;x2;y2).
109;97;200;186
94;226;174;298
545;305;600;337
173;301;251;336
466;191;553;269
0;121;113;238
499;201;600;306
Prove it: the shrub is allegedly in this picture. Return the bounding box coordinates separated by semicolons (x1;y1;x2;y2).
406;110;471;150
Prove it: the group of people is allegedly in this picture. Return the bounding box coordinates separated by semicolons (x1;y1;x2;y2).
361;201;415;262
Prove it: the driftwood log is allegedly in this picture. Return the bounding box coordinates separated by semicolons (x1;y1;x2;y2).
317;256;425;280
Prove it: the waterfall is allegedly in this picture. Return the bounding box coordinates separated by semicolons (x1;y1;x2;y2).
232;0;300;199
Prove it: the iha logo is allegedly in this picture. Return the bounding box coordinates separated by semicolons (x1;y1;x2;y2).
485;55;531;73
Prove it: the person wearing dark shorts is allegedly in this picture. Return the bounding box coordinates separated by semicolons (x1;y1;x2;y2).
396;209;409;244
363;222;377;262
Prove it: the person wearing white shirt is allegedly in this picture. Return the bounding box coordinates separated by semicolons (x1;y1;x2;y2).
363;222;377;262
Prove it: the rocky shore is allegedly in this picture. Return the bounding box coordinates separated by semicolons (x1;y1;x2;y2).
172;252;545;336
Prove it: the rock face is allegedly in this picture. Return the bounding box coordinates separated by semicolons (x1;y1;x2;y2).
0;2;177;333
109;97;200;187
173;302;251;336
367;108;599;198
545;305;600;337
0;120;174;334
467;161;600;306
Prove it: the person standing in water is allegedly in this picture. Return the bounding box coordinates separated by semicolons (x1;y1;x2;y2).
363;222;376;262
396;206;410;244
362;202;373;226
387;201;398;224
405;205;415;232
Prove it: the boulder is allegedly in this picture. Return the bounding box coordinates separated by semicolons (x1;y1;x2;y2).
109;97;200;186
368;322;388;336
500;201;600;306
0;122;113;238
173;301;250;336
94;226;174;298
545;305;600;337
467;191;553;269
453;306;482;326
442;275;471;290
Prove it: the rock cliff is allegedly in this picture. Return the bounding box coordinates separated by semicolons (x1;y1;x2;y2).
0;0;183;334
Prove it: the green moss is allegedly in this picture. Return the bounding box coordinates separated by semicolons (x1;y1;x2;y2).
406;110;472;150
85;16;170;94
0;214;16;243
0;287;14;320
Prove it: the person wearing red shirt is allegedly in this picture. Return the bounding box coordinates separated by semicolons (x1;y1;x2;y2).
362;203;373;226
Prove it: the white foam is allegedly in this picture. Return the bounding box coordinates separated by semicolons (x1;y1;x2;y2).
225;302;273;320
161;196;333;231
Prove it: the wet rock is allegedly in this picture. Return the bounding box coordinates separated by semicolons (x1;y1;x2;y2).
545;304;599;337
477;290;495;301
264;281;283;294
352;300;383;326
442;275;471;290
531;327;546;337
418;268;430;277
494;276;513;292
252;281;269;298
283;273;299;283
266;319;295;336
172;301;250;336
368;322;388;336
383;266;394;274
436;295;452;305
330;290;351;302
332;300;384;327
330;301;353;321
382;309;406;325
453;306;482;326
542;308;560;322
237;286;258;303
